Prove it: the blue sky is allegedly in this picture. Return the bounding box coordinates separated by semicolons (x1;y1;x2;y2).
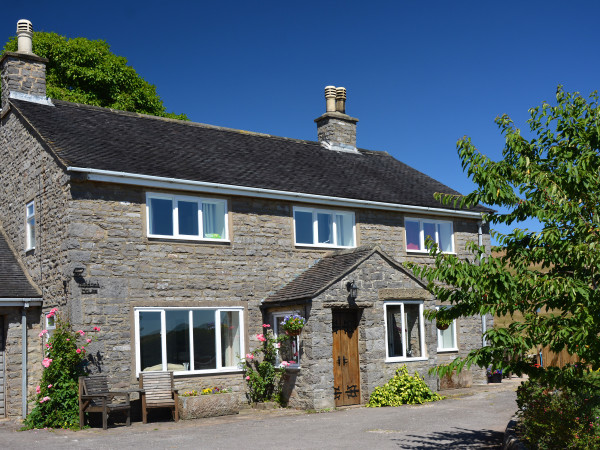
2;1;598;244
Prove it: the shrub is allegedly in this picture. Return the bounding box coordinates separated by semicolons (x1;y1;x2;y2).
22;309;98;430
243;324;292;404
367;365;444;407
516;375;600;449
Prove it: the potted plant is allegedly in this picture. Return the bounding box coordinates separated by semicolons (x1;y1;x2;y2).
486;367;503;383
436;318;451;331
280;314;306;337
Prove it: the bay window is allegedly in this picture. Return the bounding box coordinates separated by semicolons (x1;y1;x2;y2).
293;206;355;248
405;217;454;253
384;301;426;361
146;193;228;241
134;307;243;375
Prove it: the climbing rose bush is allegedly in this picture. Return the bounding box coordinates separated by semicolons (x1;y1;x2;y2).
22;310;99;430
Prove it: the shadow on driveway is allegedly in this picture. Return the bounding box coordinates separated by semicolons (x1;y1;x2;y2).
394;427;503;448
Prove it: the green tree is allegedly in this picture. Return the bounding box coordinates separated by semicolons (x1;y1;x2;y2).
406;86;600;387
2;32;187;120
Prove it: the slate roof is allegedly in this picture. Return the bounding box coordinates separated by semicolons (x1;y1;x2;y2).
264;246;395;304
9;99;489;212
0;230;41;298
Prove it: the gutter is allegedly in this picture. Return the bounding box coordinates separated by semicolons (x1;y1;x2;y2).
67;167;485;219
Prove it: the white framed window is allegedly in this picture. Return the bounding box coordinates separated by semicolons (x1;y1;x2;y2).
272;312;300;368
134;307;244;376
436;307;458;352
384;301;427;361
25;201;35;250
293;206;355;248
405;217;454;253
146;193;228;241
45;314;56;331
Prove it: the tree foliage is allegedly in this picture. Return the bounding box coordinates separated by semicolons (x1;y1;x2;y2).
2;32;187;120
406;87;600;387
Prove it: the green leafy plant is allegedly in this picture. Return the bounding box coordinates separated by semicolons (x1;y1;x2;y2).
2;32;187;120
516;375;600;449
404;87;600;387
22;309;98;429
280;314;306;336
243;324;292;404
366;366;444;407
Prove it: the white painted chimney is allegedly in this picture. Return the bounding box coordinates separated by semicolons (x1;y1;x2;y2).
17;19;33;54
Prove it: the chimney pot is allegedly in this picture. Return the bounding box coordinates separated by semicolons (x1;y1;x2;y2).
324;85;337;112
17;19;33;54
335;87;346;114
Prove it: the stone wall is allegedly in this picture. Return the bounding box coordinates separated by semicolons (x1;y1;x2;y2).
0;110;70;416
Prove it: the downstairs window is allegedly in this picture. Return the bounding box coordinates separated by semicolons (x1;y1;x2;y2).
134;307;244;375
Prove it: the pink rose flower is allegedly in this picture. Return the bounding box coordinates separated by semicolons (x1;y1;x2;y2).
47;384;53;389
76;348;82;354
78;330;85;336
42;358;52;368
245;353;254;360
66;338;70;341
262;324;270;328
245;376;250;380
36;385;41;394
275;342;281;348
39;330;48;338
86;338;92;343
93;326;101;332
39;396;50;403
280;361;290;367
255;334;266;342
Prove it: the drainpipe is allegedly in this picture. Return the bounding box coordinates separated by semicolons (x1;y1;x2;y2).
478;221;487;347
22;302;29;418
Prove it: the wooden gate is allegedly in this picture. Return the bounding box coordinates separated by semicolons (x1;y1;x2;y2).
0;318;4;417
332;310;360;406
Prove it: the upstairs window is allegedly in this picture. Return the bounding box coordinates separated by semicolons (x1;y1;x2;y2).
405;218;454;253
25;201;35;250
146;193;228;241
293;207;355;248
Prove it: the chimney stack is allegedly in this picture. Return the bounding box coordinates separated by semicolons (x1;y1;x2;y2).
1;20;51;111
315;85;358;153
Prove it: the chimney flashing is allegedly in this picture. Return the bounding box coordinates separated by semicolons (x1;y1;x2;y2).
9;91;53;106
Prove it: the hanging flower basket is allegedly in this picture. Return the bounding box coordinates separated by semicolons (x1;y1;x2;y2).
280;314;306;337
436;318;451;331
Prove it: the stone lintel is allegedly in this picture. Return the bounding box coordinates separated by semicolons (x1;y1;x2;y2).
0;51;49;66
322;301;374;309
378;288;432;300
314;111;359;124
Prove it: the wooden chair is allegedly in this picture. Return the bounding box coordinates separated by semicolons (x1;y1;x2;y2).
79;374;131;430
139;371;179;423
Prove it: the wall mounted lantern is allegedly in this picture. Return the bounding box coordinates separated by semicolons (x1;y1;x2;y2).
346;280;358;299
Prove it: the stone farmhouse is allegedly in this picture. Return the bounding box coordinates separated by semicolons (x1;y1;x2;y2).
0;21;491;418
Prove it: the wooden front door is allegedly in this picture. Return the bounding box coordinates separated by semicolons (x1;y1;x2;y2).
332;309;360;406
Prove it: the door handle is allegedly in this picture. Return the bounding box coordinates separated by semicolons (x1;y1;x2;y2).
343;356;348;365
337;356;341;366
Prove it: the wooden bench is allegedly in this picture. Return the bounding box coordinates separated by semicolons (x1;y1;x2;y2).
139;371;179;423
79;375;131;430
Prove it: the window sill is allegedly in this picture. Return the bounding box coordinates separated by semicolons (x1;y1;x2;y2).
437;348;459;353
406;250;456;256
147;236;230;244
137;368;243;378
385;356;428;363
295;243;356;250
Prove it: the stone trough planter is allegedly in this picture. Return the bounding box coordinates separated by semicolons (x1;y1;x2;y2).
178;393;240;420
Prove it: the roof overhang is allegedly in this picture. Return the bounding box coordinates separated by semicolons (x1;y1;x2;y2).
0;298;42;307
67;167;485;219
